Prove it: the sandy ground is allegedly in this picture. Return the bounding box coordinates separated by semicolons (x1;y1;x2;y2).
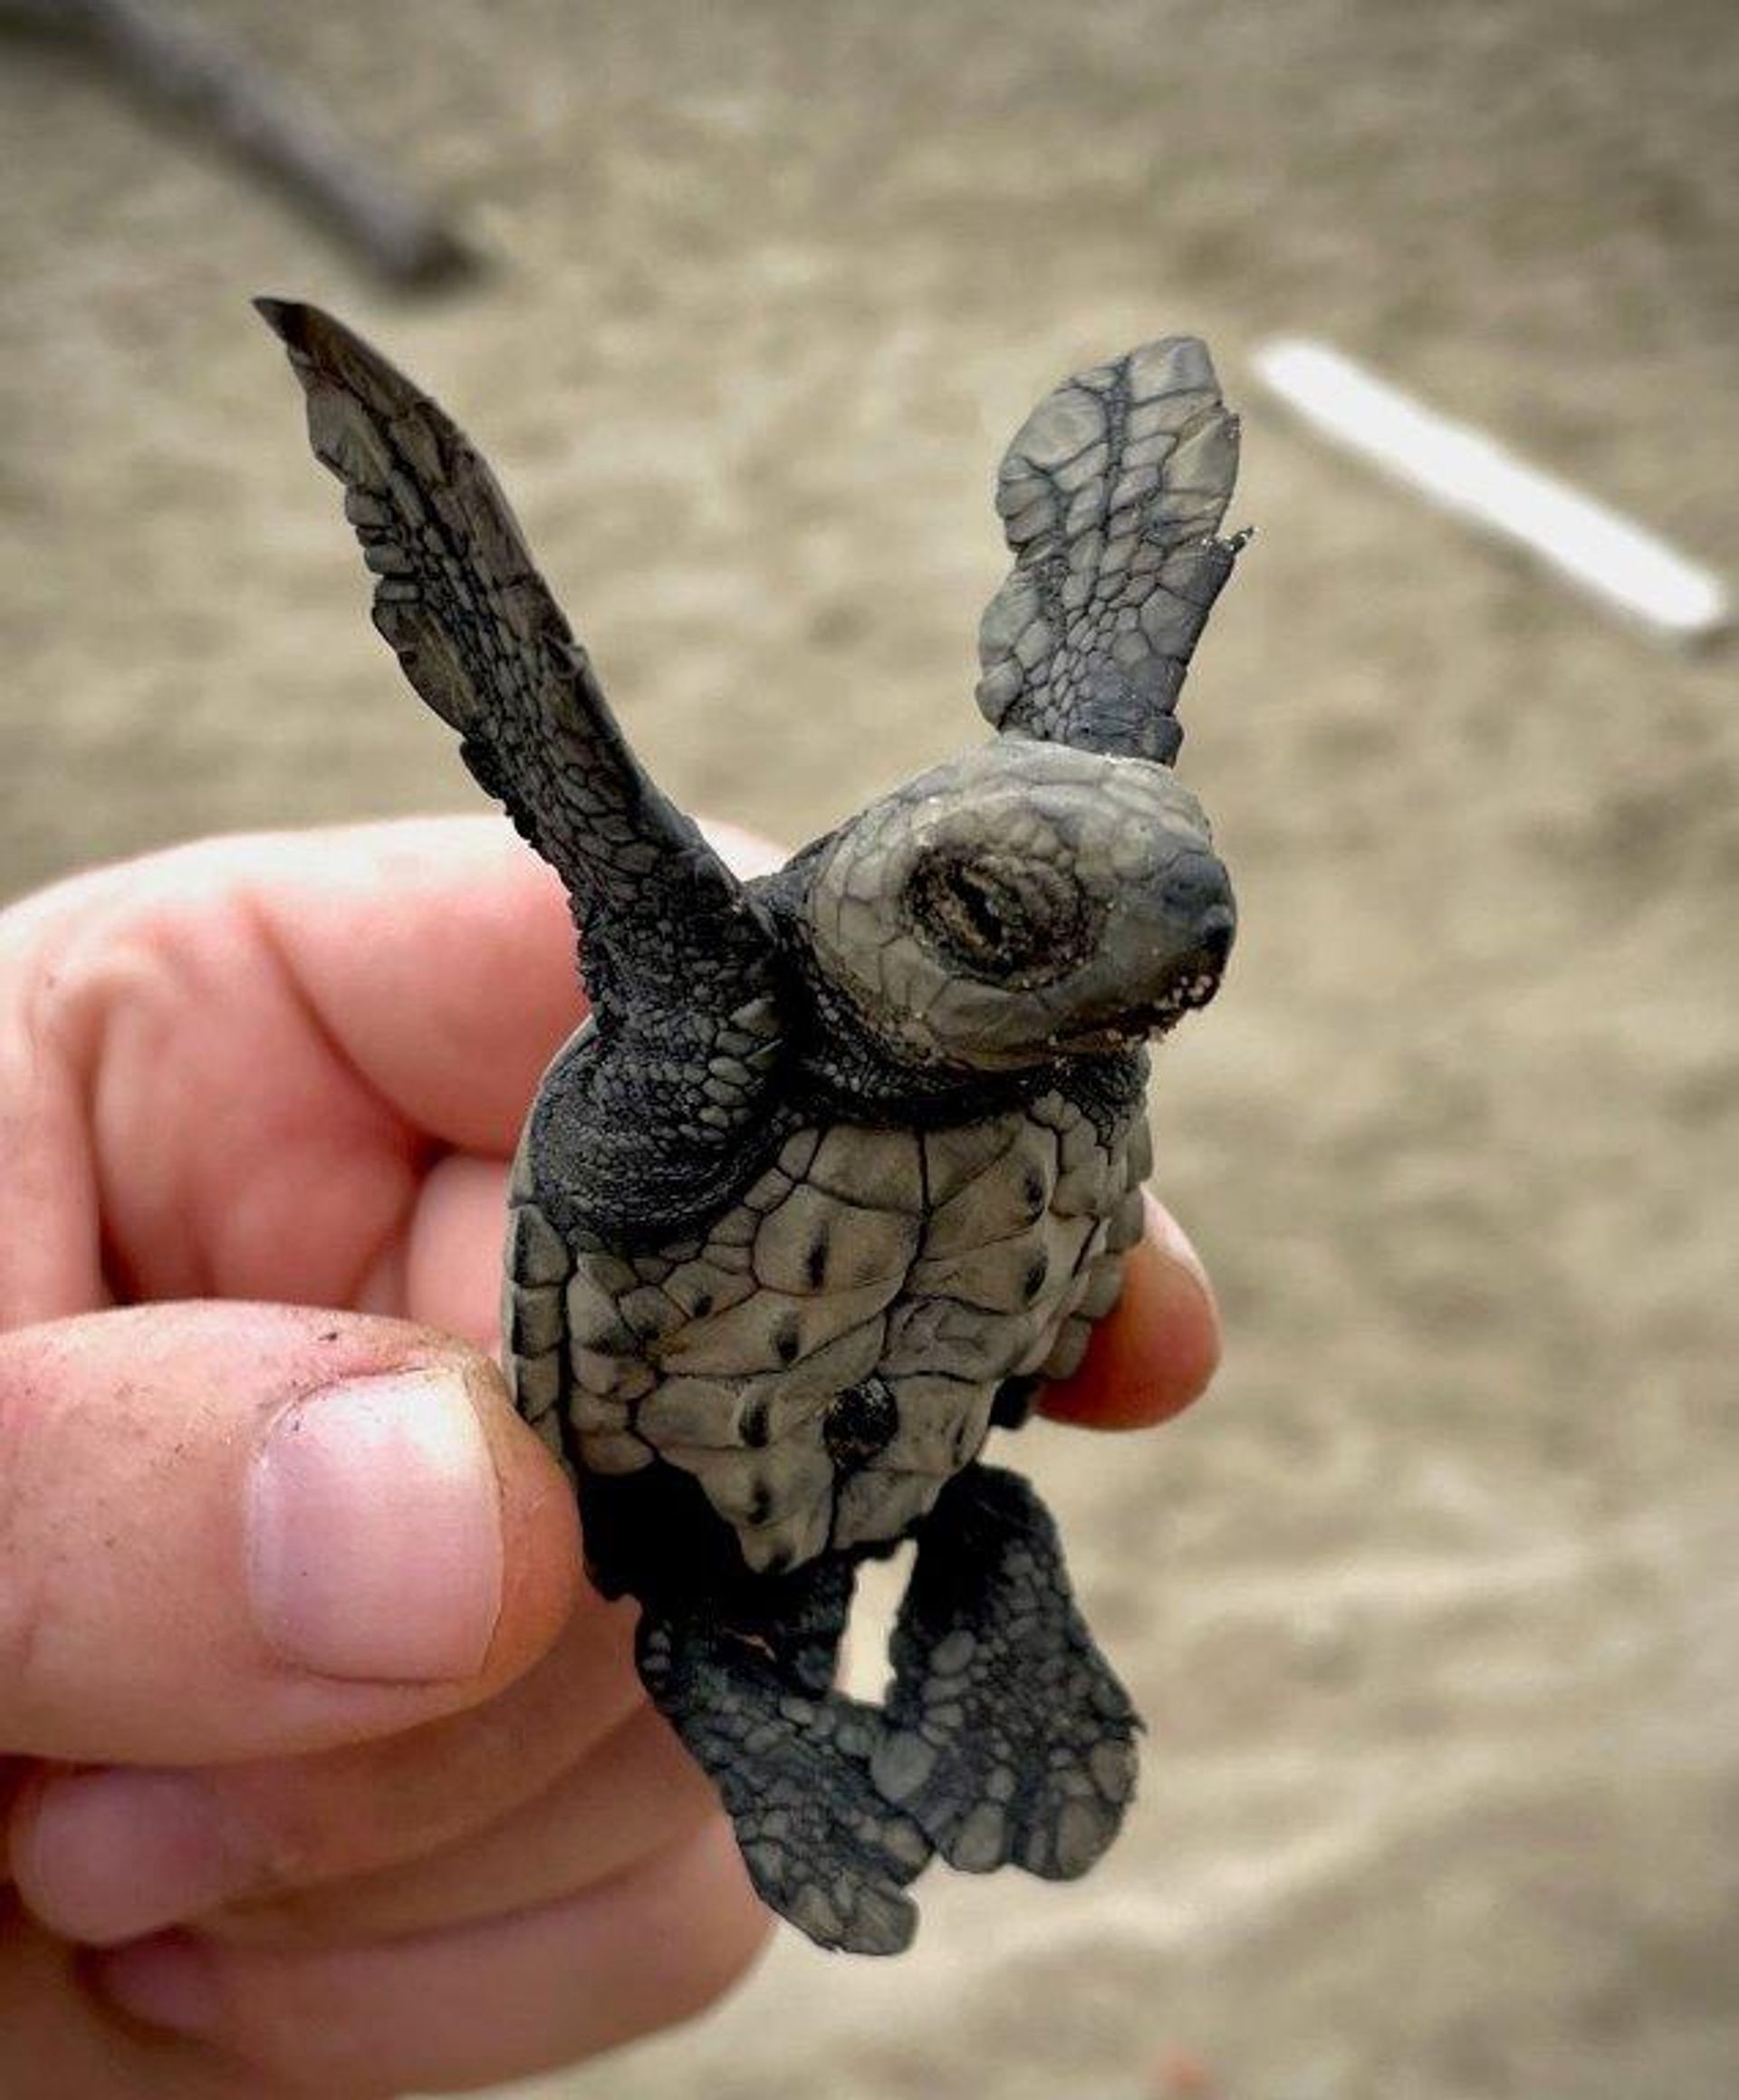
3;3;1736;2095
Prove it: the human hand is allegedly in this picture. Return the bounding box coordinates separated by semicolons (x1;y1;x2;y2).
0;816;1219;2099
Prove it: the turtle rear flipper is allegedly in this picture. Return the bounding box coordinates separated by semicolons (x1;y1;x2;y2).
870;1463;1139;1879
637;1590;934;1957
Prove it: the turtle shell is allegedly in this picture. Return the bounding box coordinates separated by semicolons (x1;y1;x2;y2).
504;1054;1152;1575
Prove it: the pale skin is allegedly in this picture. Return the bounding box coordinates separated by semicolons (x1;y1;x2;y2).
0;815;1221;2099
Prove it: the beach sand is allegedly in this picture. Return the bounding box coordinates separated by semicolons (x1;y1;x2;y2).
2;4;1734;2093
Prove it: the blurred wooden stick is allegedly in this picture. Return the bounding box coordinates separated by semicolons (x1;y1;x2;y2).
1253;338;1731;646
6;0;476;287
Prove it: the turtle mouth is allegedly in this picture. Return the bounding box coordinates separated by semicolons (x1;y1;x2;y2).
1134;900;1237;1037
1135;956;1227;1035
1058;940;1230;1054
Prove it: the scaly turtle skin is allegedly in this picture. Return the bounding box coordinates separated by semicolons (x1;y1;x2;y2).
259;303;1244;1955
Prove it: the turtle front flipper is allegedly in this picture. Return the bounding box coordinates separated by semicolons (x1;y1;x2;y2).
870;1463;1139;1880
636;1560;934;1957
255;299;777;1044
975;337;1245;764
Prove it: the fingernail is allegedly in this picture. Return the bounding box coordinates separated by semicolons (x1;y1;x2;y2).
16;1770;243;1946
91;1931;222;2038
249;1368;504;1681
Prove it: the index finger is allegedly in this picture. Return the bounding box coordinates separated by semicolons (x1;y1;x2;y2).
241;815;583;1155
254;814;783;1155
0;815;579;1181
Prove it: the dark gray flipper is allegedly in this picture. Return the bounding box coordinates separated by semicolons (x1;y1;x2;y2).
636;1560;933;1956
870;1464;1139;1879
975;338;1245;763
255;298;776;1036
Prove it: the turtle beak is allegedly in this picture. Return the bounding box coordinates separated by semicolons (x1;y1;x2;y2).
1137;860;1236;1035
1052;851;1235;1053
1135;900;1235;1036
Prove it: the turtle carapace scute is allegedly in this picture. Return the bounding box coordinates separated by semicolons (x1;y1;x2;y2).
258;299;1244;1956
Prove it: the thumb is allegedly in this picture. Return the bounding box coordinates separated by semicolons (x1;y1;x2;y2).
0;1304;581;1764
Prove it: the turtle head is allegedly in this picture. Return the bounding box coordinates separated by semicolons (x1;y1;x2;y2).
801;742;1235;1074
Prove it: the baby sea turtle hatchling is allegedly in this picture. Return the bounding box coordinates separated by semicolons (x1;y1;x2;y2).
259;301;1244;1956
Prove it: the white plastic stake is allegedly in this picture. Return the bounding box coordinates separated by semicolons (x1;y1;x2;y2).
1252;338;1731;644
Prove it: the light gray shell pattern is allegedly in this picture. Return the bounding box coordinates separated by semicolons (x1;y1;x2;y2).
506;1077;1153;1573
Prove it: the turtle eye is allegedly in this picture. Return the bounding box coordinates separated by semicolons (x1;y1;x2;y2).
907;853;1088;984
